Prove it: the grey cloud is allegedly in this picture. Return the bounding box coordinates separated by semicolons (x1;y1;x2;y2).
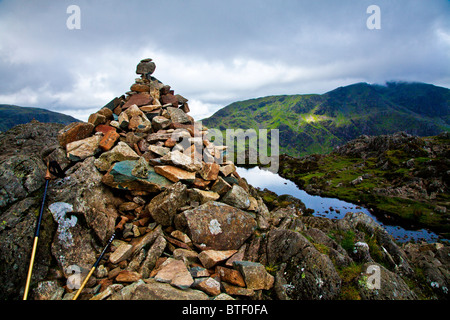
0;0;448;120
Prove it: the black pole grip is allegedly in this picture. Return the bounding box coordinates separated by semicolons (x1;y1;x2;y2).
34;179;49;238
93;232;116;268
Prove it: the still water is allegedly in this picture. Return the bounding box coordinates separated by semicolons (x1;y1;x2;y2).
236;166;444;243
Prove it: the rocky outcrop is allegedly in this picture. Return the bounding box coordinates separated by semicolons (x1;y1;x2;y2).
1;60;449;301
279;132;450;238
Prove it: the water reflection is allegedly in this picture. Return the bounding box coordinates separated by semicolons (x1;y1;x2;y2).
237;166;443;243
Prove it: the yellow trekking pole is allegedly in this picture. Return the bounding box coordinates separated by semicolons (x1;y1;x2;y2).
72;216;128;300
23;161;52;300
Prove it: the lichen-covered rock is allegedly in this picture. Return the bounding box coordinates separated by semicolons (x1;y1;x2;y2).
145;182;187;226
267;228;341;300
175;201;257;250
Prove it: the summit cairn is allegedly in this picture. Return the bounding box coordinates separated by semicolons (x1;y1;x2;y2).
55;59;275;300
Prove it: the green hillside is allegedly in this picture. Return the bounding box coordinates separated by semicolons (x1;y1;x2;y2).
0;104;80;132
202;82;450;157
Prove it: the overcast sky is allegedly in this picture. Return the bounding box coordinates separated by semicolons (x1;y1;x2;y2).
0;0;449;121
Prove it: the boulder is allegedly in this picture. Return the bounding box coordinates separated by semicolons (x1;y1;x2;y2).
194;277;221;296
140;234;167;278
48;156;121;243
216;266;246;287
49;201;99;274
145;182;188;226
0;155;46;208
174;201;257;250
109;243;133;264
267;229;341;300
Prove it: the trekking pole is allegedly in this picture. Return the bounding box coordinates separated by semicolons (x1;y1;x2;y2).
72;216;128;300
23;161;52;300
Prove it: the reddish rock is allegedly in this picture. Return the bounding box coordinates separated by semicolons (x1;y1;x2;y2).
195;277;221;296
198;250;238;269
99;130;120;151
160;93;179;107
200;162;220;181
180;102;190;114
164;138;177;148
170;123;197;136
154;165;196;183
192;177;211;189
115;270;142;282
154;258;194;289
122;93;153;109
58;122;95;148
130;83;150;93
216;266;246;287
222;282;254;297
95;124;116;134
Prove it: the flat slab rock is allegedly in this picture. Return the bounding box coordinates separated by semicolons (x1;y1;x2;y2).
175;201;257;250
102;160;172;192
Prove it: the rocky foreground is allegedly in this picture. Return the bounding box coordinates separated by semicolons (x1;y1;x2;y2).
279;132;450;239
0;60;449;300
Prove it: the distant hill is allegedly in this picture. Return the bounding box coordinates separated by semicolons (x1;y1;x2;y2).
202;82;450;157
0;105;80;132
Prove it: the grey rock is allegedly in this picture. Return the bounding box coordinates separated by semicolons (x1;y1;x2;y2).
221;184;251;210
266;229;341;300
0;155;46;208
175;201;257;250
145;182;188;226
33;280;65;300
167;107;191;124
136;59;156;75
109;279;209;300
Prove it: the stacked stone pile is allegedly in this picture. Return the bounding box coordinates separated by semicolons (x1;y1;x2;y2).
53;58;276;300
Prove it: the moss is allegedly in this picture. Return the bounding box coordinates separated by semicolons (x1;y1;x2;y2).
337;263;363;300
341;230;356;252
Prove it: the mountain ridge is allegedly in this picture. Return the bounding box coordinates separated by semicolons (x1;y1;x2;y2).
0;104;80;132
202;81;450;157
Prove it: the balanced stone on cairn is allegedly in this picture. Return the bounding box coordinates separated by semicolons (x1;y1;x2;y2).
136;58;156;79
